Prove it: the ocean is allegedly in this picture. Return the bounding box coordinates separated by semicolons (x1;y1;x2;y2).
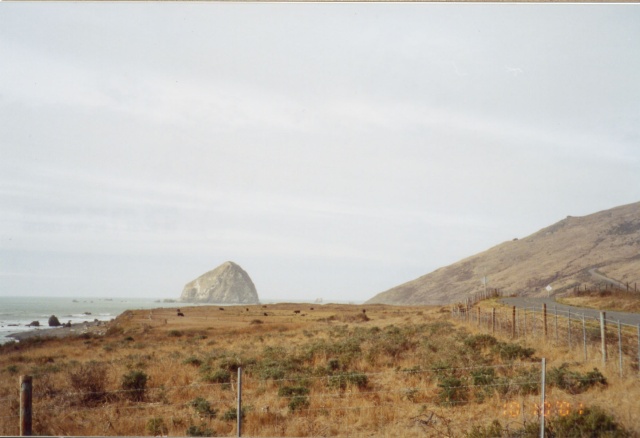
0;296;183;344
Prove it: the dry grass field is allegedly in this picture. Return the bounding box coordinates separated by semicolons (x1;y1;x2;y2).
557;288;640;314
1;303;638;437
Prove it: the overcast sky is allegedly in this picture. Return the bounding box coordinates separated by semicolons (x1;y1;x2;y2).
1;3;639;303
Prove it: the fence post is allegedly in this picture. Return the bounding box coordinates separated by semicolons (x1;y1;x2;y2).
492;308;496;334
543;303;547;339
512;306;516;339
465;298;470;322
582;314;587;362
237;367;242;437
554;306;558;344
540;358;546;438
532;308;536;337
637;324;640;377
618;321;623;377
477;307;481;327
568;310;572;349
600;312;607;365
20;375;32;436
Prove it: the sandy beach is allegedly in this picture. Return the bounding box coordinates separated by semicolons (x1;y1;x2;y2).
7;320;108;342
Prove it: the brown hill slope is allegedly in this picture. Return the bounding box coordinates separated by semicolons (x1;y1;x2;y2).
367;201;640;305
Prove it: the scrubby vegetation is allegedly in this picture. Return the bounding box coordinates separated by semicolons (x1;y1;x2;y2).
559;286;640;313
0;303;637;437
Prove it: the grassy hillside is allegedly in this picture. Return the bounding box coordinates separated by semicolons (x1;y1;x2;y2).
368;201;640;305
0;303;637;437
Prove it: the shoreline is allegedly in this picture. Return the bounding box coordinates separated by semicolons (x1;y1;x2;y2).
7;320;109;342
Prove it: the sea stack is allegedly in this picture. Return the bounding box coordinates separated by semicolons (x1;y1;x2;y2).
180;261;259;304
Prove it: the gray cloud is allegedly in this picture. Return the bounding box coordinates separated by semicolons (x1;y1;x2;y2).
1;3;639;301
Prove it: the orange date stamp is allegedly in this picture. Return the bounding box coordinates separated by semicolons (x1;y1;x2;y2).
503;400;584;418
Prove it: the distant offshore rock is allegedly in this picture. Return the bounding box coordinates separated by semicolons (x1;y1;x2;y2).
180;261;260;304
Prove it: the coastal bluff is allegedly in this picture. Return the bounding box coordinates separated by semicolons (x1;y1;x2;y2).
180;261;259;304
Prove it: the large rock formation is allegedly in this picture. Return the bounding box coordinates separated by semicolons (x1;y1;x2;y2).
180;261;259;304
367;201;640;305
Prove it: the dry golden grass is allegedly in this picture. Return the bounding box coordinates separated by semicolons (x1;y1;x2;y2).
557;288;640;313
0;303;638;437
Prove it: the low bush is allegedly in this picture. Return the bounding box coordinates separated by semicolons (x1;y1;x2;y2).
186;424;215;437
437;376;468;406
470;367;496;402
464;334;498;351
328;371;368;390
68;361;109;405
201;369;231;384
221;407;245;422
466;419;504;438
466;406;630;437
471;367;495;386
492;342;535;361
278;386;309;397
183;356;203;367
547;364;607;394
146;417;168;436
189;397;217;419
121;370;148;401
288;395;310;412
548;405;630;437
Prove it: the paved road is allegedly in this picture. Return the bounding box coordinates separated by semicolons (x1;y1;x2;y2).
500;297;640;327
588;268;627;289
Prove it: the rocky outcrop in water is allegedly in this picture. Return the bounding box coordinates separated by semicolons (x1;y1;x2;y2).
180;261;259;304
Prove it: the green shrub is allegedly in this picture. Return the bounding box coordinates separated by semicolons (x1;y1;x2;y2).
471;367;495;386
168;330;183;337
547;365;607;394
512;368;540;396
189;397;217;419
492;342;535;361
470;367;496;402
466;419;504;438
186;424;215;437
121;370;148;401
464;334;498;351
146;417;168;436
183;356;203;367
328;372;368;390
377;326;417;358
432;360;454;378
202;369;231;384
327;358;341;372
221;407;245;422
218;356;256;372
278;386;310;397
437;376;468;406
288;395;310;412
257;346;305;378
549;406;630;437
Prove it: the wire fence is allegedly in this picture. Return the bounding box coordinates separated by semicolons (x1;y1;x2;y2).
451;302;640;378
3;351;636;436
2;360;562;437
